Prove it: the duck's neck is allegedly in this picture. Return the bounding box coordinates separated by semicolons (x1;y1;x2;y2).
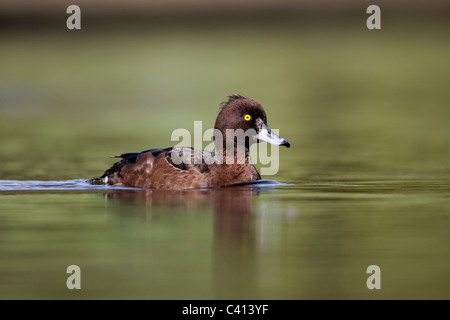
214;130;252;163
212;131;260;184
214;143;252;165
210;145;260;186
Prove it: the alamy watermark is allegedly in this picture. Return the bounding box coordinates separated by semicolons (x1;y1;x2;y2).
66;5;381;31
367;5;381;30
170;121;286;176
66;265;81;290
66;5;81;30
366;265;381;290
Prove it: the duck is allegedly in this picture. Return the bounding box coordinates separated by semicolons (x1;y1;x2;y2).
92;95;290;189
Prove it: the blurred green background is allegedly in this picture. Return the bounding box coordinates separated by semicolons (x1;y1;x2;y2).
0;1;449;300
1;1;449;182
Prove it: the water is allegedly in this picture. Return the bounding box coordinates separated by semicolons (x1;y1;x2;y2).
1;19;450;299
0;179;122;191
0;179;284;192
1;178;449;299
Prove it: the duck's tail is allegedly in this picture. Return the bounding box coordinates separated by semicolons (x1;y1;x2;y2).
90;148;174;186
90;158;130;185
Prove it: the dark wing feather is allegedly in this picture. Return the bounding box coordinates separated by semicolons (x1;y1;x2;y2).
92;147;216;186
112;148;174;163
92;148;174;184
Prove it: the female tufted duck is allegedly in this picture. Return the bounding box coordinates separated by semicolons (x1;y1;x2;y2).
92;95;290;189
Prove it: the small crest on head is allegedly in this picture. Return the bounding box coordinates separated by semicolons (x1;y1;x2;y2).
219;94;248;112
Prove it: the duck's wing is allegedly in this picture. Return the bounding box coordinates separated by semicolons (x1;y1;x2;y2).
91;147;173;185
92;147;216;186
111;148;174;163
165;147;216;173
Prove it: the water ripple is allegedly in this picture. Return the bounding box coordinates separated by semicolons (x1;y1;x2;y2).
0;179;288;192
0;179;135;192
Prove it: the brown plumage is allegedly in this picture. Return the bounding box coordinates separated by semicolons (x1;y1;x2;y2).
92;95;290;189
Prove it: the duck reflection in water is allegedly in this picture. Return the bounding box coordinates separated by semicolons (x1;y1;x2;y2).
104;185;262;298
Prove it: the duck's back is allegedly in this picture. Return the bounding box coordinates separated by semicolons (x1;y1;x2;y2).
95;147;210;189
93;147;260;189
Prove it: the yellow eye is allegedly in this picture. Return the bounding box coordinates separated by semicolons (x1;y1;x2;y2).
244;114;251;121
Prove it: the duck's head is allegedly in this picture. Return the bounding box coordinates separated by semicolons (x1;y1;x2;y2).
214;95;290;149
